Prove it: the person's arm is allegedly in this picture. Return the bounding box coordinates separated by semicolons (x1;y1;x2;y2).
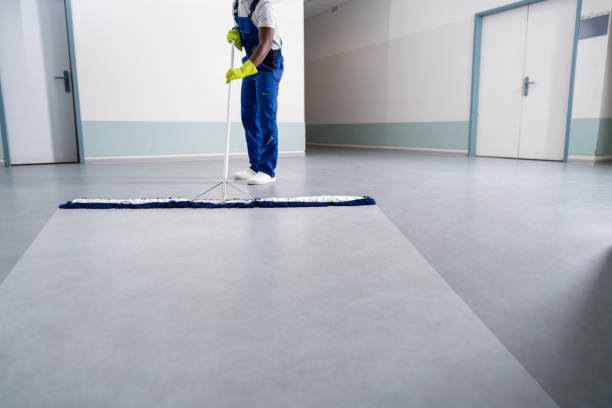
225;12;276;83
248;27;274;66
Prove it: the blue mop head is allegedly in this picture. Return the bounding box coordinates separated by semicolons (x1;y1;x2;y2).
59;196;376;209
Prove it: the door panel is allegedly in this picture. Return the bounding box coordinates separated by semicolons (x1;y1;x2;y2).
38;0;78;164
476;7;528;158
518;0;577;160
0;0;77;165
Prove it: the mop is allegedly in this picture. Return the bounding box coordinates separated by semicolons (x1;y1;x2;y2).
59;42;375;210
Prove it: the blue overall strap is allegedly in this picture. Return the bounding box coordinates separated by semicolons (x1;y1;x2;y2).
249;0;261;20
233;0;239;21
234;0;260;25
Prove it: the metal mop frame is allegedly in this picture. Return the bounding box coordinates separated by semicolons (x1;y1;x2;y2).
193;42;251;202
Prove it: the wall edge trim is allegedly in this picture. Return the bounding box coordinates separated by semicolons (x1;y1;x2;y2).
85;151;305;164
568;154;596;161
568;154;612;162
306;121;467;126
307;143;468;154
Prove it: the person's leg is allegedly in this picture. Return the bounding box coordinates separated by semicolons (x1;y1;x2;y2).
254;62;283;178
241;73;261;172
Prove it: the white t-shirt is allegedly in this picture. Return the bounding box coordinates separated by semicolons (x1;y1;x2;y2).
235;0;282;50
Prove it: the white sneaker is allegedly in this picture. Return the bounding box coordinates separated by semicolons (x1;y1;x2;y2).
233;168;256;180
247;172;276;185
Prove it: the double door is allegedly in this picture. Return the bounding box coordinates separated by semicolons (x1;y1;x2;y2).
476;0;578;161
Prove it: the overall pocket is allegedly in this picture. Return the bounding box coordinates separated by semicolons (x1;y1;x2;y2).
261;50;281;71
261;88;278;97
273;61;284;82
236;18;251;34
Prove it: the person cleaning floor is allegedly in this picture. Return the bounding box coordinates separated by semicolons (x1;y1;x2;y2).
226;0;283;185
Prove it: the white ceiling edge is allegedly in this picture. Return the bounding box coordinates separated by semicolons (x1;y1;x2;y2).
304;0;353;19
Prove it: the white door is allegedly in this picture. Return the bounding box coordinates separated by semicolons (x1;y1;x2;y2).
0;0;78;165
477;6;529;159
476;0;578;161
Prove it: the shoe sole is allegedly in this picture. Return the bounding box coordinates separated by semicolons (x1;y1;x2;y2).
234;173;256;180
248;177;276;185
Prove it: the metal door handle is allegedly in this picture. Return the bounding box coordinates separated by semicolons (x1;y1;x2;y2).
54;70;70;93
523;76;536;97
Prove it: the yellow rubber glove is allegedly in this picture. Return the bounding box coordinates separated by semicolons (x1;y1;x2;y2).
226;60;258;83
227;28;243;51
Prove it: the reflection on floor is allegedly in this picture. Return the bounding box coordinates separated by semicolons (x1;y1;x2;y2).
1;147;611;407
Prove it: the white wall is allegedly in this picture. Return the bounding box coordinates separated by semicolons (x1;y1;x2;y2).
306;0;612;128
71;0;304;124
599;14;612;118
573;31;609;118
573;5;612;119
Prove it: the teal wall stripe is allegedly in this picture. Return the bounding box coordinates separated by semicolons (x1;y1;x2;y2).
82;121;305;157
307;122;469;150
307;120;602;156
569;118;600;155
596;118;612;156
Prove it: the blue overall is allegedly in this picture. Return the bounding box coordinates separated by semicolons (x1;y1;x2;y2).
234;0;283;177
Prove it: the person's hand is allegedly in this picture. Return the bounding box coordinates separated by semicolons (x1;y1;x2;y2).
227;28;243;51
226;60;258;83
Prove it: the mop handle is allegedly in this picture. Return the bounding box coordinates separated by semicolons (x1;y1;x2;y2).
222;43;235;201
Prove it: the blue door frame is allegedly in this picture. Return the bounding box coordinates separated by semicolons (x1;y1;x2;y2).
468;0;583;162
0;79;9;166
0;0;84;167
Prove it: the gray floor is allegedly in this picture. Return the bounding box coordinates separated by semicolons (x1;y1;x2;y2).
1;208;556;408
1;147;611;407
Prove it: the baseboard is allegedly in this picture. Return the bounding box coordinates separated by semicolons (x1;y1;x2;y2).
595;155;612;162
85;151;305;164
568;154;596;161
309;144;606;161
567;155;612;162
307;142;468;154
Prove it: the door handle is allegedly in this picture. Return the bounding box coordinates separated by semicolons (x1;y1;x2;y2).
523;76;536;97
54;70;71;93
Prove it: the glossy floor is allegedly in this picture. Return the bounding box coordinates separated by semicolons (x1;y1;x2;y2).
1;147;611;407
